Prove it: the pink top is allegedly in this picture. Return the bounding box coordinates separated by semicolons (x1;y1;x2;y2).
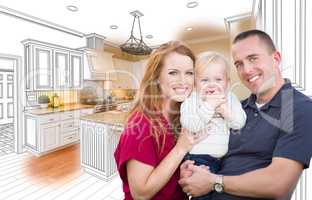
114;112;188;200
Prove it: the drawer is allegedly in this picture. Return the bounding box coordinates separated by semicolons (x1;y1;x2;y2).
61;110;80;121
40;113;60;124
61;132;78;145
61;120;79;133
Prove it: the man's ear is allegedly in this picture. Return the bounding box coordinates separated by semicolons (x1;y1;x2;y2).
272;51;281;67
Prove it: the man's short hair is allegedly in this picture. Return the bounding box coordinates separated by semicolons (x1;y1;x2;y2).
233;29;276;53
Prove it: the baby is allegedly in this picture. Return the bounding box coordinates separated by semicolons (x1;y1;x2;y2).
180;52;246;199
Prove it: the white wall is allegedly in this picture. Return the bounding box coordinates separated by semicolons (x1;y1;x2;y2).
0;14;85;57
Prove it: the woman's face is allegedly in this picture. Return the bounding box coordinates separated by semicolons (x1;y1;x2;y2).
159;52;194;102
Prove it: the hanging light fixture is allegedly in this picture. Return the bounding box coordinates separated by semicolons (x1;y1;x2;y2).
120;10;152;56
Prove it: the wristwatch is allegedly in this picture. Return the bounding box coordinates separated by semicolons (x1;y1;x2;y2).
213;175;224;193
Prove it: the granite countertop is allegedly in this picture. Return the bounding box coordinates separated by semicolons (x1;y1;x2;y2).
24;103;95;115
80;110;128;126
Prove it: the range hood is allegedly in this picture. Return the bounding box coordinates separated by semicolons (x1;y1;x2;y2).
83;33;115;80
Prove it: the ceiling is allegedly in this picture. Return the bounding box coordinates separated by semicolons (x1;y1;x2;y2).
0;0;254;46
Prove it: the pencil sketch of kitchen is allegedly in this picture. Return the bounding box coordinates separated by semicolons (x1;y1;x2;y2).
0;0;311;199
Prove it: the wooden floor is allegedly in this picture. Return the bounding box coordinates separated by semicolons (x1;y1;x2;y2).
0;144;124;200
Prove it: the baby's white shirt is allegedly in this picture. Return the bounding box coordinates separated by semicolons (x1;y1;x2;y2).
180;91;246;158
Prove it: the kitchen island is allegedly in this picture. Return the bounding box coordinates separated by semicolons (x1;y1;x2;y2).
80;110;128;181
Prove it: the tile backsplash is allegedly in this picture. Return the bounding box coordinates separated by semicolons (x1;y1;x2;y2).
26;90;79;107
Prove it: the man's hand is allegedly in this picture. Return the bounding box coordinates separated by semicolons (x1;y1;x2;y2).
180;160;194;179
179;164;216;197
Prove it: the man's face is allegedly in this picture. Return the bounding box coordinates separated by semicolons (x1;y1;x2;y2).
232;36;281;95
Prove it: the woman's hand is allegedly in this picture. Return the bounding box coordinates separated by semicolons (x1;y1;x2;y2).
175;128;206;154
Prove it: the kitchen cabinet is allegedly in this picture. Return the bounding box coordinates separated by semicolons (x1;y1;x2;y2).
24;108;92;156
54;49;70;89
70;52;83;88
80;111;125;181
22;39;83;91
34;45;54;90
41;122;60;152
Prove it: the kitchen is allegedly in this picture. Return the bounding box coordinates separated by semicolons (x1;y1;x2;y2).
0;0;312;199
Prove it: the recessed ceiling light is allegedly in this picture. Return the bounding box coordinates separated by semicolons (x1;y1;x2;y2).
66;5;78;12
146;35;153;39
110;25;118;29
186;27;193;31
186;1;199;8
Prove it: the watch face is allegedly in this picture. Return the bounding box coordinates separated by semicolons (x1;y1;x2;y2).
214;183;223;193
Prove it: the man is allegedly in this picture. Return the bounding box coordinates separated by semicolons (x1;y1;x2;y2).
179;29;312;200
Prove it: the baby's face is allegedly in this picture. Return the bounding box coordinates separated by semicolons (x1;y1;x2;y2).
196;63;229;96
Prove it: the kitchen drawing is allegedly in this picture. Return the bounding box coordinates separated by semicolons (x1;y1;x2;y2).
0;55;19;156
0;0;311;200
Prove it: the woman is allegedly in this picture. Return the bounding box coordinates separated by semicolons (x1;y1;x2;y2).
114;41;201;200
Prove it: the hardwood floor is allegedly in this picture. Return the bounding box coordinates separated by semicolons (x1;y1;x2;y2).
0;144;124;200
24;144;81;185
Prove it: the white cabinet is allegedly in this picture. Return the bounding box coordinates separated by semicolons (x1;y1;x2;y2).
22;39;83;91
54;49;70;89
41;122;60;152
34;46;54;90
25;115;38;151
24;109;92;156
80;120;123;180
70;53;83;88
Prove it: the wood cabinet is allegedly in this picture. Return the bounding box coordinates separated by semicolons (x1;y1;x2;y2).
22;39;83;91
24;108;93;156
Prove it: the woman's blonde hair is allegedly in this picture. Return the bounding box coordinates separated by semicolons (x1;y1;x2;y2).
127;41;195;154
195;51;231;80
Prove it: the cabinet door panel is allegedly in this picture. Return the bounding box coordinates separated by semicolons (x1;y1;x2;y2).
25;115;37;150
55;50;69;88
34;47;53;90
41;123;59;152
70;53;83;88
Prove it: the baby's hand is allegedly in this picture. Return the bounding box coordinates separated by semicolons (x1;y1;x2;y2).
216;103;231;119
202;94;226;109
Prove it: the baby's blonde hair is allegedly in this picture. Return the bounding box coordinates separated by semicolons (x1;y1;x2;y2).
195;51;231;80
